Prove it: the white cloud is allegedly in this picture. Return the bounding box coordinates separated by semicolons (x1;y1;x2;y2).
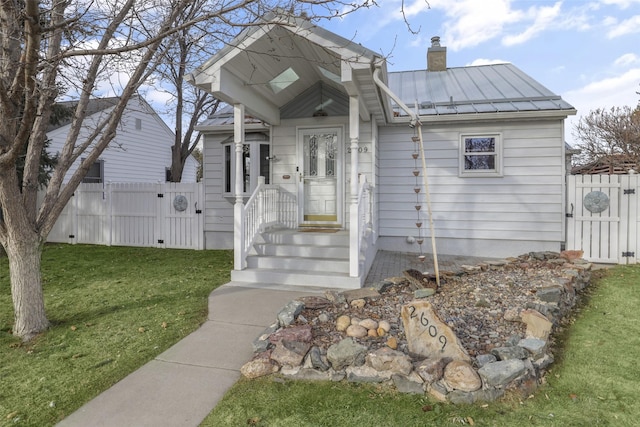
502;2;562;46
614;53;640;67
564;68;640;144
430;0;523;50
607;15;640;38
466;58;510;66
602;0;640;9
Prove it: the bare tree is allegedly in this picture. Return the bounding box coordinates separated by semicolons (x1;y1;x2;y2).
572;105;640;169
153;0;220;182
0;1;373;340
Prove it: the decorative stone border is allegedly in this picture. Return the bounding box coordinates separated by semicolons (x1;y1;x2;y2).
241;252;592;404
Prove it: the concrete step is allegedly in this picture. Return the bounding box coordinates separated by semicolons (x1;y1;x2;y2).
230;268;361;289
246;255;350;273
253;243;349;258
262;231;348;247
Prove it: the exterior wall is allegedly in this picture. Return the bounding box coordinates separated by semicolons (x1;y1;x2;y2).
202;115;375;249
376;119;566;258
202;132;234;249
47;97;194;183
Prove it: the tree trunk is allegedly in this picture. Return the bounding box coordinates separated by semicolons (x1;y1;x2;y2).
170;145;185;182
7;234;49;340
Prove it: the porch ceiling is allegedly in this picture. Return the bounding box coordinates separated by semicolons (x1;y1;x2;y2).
187;15;389;125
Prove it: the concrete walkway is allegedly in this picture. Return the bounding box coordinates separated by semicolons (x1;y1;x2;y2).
56;282;328;427
57;251;490;427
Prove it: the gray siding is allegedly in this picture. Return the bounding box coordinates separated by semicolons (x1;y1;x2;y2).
203;133;234;249
46;97;196;183
377;119;566;257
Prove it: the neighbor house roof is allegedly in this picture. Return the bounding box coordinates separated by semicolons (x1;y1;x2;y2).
388;64;575;118
572;154;638;175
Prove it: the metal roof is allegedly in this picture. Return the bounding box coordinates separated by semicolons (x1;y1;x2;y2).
387;63;575;117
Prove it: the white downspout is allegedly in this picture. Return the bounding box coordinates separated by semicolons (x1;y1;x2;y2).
372;67;440;286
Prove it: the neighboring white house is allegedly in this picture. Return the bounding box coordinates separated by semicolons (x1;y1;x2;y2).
188;13;576;289
47;95;198;184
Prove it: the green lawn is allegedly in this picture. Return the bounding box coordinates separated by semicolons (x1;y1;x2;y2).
0;244;232;427
201;265;640;427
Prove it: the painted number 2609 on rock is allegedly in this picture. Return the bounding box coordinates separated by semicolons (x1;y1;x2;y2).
407;304;447;351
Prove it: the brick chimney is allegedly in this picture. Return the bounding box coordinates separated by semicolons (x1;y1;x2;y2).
427;36;447;71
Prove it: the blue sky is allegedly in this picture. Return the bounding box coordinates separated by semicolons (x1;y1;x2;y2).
322;0;640;147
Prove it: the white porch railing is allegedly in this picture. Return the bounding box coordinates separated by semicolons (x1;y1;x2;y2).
237;177;296;269
350;175;374;277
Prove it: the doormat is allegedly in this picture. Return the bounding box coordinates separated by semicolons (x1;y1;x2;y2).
298;228;340;233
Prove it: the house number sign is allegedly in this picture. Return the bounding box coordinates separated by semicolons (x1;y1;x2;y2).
583;191;609;213
407;304;448;351
173;195;188;212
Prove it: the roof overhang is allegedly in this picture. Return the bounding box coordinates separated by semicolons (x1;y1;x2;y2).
388;108;578;127
186;13;387;125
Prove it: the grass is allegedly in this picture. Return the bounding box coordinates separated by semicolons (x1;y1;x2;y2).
0;244;232;427
202;265;640;427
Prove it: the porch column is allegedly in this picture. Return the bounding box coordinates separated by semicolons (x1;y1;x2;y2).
233;103;246;270
349;95;360;277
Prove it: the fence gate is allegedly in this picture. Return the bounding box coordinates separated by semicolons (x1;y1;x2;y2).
566;174;638;264
45;182;204;250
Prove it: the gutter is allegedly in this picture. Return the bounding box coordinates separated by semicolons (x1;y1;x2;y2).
372;66;419;124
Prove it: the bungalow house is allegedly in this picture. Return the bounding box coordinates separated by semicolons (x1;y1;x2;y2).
188;13;576;289
47;95;199;184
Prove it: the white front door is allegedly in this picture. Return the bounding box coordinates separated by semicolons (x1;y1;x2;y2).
298;128;343;226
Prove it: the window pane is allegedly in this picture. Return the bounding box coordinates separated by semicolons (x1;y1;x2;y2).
465;137;495;153
465;155;495;170
224;146;231;193
259;144;270;184
243;145;250;193
83;160;103;183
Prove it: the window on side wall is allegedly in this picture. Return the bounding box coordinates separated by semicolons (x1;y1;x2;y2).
222;134;270;196
82;159;105;183
459;134;502;177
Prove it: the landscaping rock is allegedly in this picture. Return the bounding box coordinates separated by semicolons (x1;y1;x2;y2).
307;346;330;371
346;365;392;383
326;338;368;371
518;338;547;358
366;347;412;375
401;301;471;362
271;340;311;367
491;346;529;361
346;324;367;338
521;309;553;340
414;357;449;384
277;300;304;327
336;315;351;332
478;359;527;387
392;373;424;394
475;354;497;368
269;324;312;344
443;360;481;392
241;352;278;379
427;381;449;402
536;286;563;303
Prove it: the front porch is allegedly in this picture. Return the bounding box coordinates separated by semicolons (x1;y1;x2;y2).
232;175;376;289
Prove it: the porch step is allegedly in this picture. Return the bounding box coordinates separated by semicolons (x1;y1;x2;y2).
236;229;360;289
247;255;350;274
253;243;349;258
230;268;361;289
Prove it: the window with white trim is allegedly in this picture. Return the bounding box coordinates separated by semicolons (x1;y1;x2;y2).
82;159;104;183
459;134;502;177
222;133;270;195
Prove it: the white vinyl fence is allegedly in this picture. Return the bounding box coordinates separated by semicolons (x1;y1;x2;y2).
45;182;204;249
566;174;638;264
